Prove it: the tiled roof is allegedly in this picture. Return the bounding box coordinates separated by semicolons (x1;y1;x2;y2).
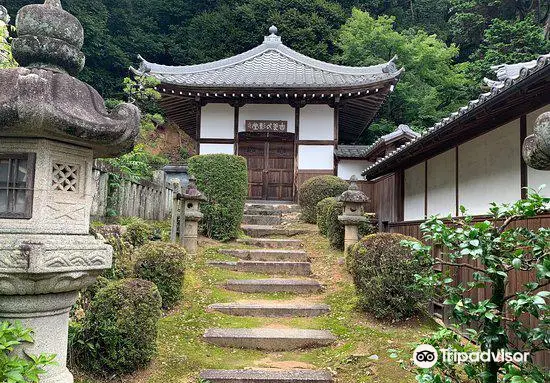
363;53;550;179
133;27;402;90
335;124;419;158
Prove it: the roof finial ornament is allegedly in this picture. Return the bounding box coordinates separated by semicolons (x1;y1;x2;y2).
269;25;278;35
349;175;359;191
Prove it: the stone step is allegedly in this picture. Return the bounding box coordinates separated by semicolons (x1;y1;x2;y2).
243;209;282;216
245;203;300;213
242;225;308;238
208;302;331;317
236;238;303;249
199;369;333;383
203;328;337;351
224;279;323;294
209;261;312;276
220;248;309;262
242;214;283;226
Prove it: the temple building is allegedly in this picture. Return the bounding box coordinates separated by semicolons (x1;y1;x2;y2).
134;26;402;201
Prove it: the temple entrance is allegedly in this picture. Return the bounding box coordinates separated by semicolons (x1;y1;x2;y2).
238;132;294;201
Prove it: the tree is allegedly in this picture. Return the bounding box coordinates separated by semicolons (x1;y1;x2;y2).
182;0;347;64
470;17;550;82
403;190;550;383
337;9;474;139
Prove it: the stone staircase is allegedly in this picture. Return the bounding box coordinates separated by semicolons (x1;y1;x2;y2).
199;202;335;383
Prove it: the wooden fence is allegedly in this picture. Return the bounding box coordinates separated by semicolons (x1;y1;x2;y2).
388;214;550;368
90;161;174;221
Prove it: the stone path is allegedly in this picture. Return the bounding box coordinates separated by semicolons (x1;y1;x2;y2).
199;202;335;382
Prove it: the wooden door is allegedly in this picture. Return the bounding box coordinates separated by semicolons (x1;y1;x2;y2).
238;141;294;201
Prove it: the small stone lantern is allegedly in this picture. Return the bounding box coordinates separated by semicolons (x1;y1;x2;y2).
0;1;140;382
338;176;370;252
180;177;206;255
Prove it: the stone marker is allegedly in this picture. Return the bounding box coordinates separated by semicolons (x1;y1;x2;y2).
0;1;140;382
337;176;371;253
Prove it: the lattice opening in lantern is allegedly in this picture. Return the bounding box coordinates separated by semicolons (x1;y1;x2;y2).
52;164;78;192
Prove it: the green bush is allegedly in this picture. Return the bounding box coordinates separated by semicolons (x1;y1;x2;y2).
94;224;135;279
0;321;55;382
188;154;248;241
316;198;377;250
134;242;186;309
72;278;162;376
123;218;152;247
347;233;431;320
316;197;335;236
298;175;348;223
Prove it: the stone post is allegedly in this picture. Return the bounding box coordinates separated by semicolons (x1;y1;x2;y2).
181;177;206;256
523;112;550;170
338;176;370;253
0;2;140;382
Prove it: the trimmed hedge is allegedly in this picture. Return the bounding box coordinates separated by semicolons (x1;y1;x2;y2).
188;154;248;241
347;233;432;320
299;175;348;223
316;197;377;250
74;278;162;376
134;242;186;309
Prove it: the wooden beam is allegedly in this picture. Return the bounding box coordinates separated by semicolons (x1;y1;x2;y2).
455;146;459;217
199;138;235;144
520;114;528;199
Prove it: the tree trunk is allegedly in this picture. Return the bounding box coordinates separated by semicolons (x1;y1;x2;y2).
482;275;507;383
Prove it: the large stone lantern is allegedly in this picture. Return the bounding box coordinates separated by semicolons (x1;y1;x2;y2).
338;176;370;252
180;177;206;255
523;112;550;170
0;1;140;382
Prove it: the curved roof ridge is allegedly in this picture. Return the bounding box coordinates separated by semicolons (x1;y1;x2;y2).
137;34;398;77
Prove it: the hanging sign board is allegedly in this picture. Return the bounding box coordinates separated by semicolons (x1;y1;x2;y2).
245;120;288;133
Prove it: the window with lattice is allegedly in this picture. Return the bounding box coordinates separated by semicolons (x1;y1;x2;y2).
52;163;79;192
0;153;35;219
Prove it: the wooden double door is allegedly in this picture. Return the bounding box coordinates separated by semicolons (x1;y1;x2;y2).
238;140;294;201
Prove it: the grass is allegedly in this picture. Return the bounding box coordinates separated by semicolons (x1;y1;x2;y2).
74;228;441;383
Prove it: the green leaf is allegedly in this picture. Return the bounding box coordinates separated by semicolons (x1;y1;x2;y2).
512;258;521;270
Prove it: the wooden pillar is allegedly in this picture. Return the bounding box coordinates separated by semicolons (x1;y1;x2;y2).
520;114;528;199
234;106;239;155
293;107;300;201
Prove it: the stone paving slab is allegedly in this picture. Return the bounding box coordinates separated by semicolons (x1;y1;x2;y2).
199;369;333;382
209;261;312;276
220;248;309;262
241;225;310;238
224;279;323;294
203;328;337;351
236;238;303;249
243;214;283;225
208;302;331;317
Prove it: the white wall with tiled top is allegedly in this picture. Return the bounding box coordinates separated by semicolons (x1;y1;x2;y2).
200;103;234;139
299;105;334;140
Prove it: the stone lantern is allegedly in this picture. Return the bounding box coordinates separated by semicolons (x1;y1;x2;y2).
0;1;140;382
523;112;550;170
338;176;370;252
180;177;206;255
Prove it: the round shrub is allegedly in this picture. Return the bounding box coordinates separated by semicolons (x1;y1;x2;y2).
134;242;186;309
299;175;348;223
347;233;432;320
188;154;248;241
123;218;152;247
316;197;335;236
75;278;162;376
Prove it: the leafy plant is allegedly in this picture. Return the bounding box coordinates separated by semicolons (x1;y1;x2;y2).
0;10;17;69
0;321;56;383
299;175;348;223
403;190;550;383
188;154;248;241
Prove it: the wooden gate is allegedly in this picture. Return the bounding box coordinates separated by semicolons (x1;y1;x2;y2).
238;139;294;201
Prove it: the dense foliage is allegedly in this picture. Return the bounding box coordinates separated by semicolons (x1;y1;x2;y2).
188;154;248;241
298;175;348;223
403;191;550;383
0;321;55;383
347;233;431;320
5;1;548;142
134;242;187;309
72;278;162;376
0;10;16;68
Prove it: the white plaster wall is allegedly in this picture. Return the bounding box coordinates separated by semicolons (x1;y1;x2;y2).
298;145;334;170
404;162;425;221
527;105;550;197
458;120;520;215
299;105;334;140
337;160;371;180
238;104;295;133
200;104;234;139
199;143;235;155
427;149;455;217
